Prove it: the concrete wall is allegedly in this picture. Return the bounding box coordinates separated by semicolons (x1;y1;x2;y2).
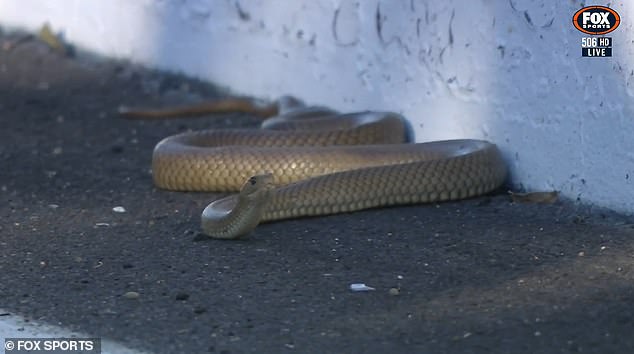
1;0;632;213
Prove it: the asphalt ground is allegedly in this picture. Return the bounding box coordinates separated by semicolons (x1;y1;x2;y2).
1;30;634;354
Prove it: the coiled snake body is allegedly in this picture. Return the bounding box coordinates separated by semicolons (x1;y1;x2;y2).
121;96;507;239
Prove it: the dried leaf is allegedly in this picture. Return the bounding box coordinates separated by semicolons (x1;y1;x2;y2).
38;22;67;54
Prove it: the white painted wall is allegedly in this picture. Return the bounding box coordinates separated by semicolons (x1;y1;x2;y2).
1;0;633;213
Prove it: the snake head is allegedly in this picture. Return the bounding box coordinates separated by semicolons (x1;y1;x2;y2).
201;173;275;239
240;173;275;199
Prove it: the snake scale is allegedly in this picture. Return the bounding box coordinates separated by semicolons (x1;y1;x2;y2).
120;96;507;239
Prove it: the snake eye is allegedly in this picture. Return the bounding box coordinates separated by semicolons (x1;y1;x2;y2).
248;177;257;185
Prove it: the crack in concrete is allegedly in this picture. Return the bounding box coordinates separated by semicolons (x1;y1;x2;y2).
332;6;359;47
375;2;410;55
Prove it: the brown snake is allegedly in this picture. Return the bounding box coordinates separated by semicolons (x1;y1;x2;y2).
120;96;507;239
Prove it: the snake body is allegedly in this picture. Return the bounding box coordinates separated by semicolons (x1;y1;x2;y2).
135;97;507;239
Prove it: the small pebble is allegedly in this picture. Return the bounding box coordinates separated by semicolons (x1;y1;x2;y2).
123;291;139;299
350;283;375;292
388;288;400;296
113;206;126;213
